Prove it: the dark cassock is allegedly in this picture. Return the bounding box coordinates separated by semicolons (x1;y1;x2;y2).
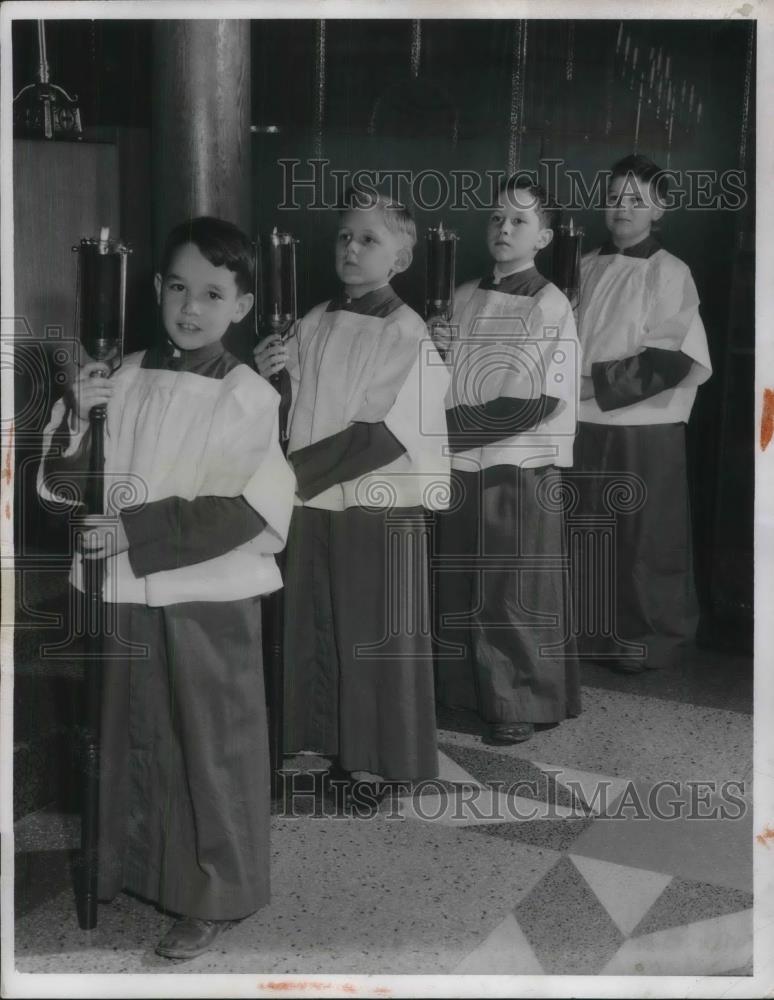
39;340;295;920
282;285;450;781
434;266;582;726
574;235;712;670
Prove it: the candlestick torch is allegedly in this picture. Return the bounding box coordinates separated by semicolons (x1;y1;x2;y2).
255;226;299;799
72;227;131;930
424;221;458;359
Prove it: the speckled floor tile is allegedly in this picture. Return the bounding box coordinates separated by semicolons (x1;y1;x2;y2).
439;685;751;786
531;763;630;814
270;752;482;817
14;849;77;918
569;780;752;892
438;743;577;808
466;814;594;852
453;912;543;974
601;910;753;976
12;889;169;970
569;855;672;936
395;789;580;826
514;855;625;974
579;646;753;715
14;814;560;974
437;748;484;787
13;809;79;853
630;876;753;937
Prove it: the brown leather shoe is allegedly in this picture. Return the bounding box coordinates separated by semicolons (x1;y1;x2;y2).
155;917;236;960
489;722;535;744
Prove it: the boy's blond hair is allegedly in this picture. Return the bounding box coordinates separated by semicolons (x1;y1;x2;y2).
339;186;417;249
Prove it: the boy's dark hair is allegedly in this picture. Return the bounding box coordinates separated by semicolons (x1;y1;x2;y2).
339;185;417;248
160;216;255;295
497;176;552;228
610;154;669;205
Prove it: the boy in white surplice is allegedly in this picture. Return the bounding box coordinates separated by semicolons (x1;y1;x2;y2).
39;217;295;960
255;191;450;802
433;179;581;746
574;154;712;673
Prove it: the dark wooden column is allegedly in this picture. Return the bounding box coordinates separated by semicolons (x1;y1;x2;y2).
151;20;251;262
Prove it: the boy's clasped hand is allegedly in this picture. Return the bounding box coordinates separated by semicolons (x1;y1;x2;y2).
427;318;454;356
75;514;129;559
253;334;288;377
67;361;116;433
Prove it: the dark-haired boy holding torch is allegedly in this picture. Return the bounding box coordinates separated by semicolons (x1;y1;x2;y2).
39;217;295;959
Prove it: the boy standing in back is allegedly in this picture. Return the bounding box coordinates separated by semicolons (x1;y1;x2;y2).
573;154;712;673
433;178;581;745
256;190;450;799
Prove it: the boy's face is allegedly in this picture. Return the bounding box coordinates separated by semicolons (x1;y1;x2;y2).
486;188;552;270
605;174;664;248
154;242;253;351
335;207;411;297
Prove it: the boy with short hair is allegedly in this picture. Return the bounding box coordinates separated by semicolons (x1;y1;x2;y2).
255;189;450;796
433;178;581;745
39;217;295;959
574;154;712;672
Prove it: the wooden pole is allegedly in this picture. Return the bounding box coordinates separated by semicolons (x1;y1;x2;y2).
77;406;106;930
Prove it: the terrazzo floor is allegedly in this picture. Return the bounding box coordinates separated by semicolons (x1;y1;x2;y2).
9;649;756;988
